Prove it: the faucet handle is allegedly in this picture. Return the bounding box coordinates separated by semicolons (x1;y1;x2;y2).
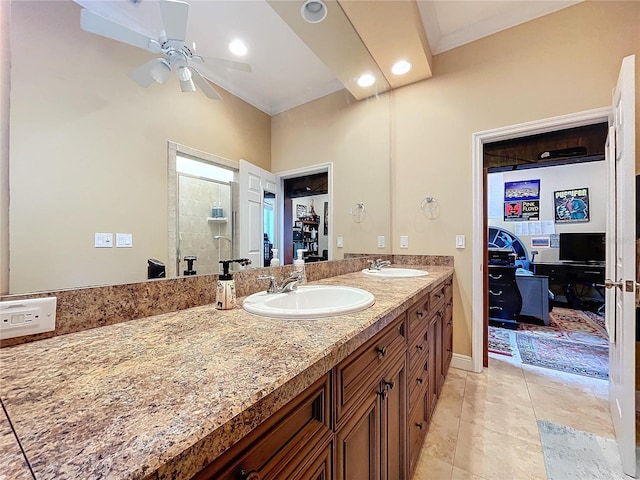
258;274;278;293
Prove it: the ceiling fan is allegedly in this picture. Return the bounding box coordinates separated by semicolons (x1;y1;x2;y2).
78;0;251;100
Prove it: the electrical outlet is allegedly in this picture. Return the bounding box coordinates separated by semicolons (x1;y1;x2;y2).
377;236;385;248
337;236;344;248
400;235;409;249
1;297;57;340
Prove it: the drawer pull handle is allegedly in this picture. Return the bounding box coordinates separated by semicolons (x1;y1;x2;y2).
437;311;444;318
376;346;386;358
416;344;424;351
489;306;503;311
489;274;503;280
417;311;424;318
384;380;395;391
435;293;444;299
239;470;260;480
416;422;423;430
489;290;503;296
416;377;423;384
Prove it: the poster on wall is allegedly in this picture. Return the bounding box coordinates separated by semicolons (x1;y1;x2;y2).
554;188;590;223
504;179;540;221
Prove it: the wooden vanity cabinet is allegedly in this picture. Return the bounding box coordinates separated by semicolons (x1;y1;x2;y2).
334;313;407;480
194;274;454;480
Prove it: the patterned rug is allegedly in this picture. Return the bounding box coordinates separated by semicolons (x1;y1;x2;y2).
488;326;514;356
516;335;609;379
518;307;608;347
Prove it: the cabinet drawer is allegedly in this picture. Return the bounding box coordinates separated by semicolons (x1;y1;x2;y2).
407;294;429;341
429;281;448;311
335;314;406;424
196;374;332;480
408;399;428;476
408;325;428;371
408;358;428;409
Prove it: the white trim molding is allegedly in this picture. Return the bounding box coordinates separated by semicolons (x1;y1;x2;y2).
451;353;475;372
470;107;610;374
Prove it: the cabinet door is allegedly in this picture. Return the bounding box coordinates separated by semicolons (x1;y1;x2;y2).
381;356;407;480
427;319;438;418
335;389;381;480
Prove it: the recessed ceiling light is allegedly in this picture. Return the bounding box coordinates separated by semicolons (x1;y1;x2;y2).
229;39;248;57
391;60;412;75
301;0;328;23
357;73;375;87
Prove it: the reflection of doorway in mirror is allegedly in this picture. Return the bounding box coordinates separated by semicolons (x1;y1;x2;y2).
263;192;276;266
176;156;236;276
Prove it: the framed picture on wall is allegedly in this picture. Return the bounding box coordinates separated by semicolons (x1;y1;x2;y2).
296;204;307;219
554;188;590;223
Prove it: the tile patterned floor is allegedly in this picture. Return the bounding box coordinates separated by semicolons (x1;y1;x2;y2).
412;351;613;480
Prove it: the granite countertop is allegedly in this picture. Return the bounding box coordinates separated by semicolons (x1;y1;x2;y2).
0;266;453;480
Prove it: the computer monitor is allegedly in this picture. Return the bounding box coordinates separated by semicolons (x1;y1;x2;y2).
558;232;605;263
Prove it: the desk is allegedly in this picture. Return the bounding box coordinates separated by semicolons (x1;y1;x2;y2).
533;262;605;311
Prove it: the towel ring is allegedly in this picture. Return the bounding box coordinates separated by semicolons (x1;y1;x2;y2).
420;196;440;219
350;202;366;223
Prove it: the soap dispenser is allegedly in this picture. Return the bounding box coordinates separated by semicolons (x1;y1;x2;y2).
271;249;280;267
216;258;252;310
294;249;306;284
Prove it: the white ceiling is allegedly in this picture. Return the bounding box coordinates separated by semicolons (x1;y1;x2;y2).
73;0;583;115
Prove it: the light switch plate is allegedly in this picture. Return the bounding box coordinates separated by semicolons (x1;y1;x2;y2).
1;297;56;340
337;236;344;248
95;232;113;248
456;234;466;249
116;233;133;248
377;236;385;248
400;236;409;249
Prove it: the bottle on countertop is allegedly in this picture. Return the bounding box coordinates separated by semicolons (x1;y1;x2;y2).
294;249;306;284
216;260;236;310
271;248;280;267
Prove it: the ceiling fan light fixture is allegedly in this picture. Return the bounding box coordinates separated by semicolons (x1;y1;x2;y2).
176;65;192;82
229;39;248;57
179;77;196;93
391;60;412;76
357;73;375;88
301;0;328;23
150;58;171;84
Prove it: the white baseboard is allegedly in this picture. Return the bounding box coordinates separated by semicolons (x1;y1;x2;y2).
451;353;474;372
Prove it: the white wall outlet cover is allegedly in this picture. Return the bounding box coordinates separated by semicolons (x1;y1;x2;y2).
0;297;56;340
400;235;409;249
337;236;344;248
95;233;113;248
456;234;466;249
377;235;385;248
116;233;133;248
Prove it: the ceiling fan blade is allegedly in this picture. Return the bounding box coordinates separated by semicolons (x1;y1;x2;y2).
191;68;222;101
199;56;252;73
160;0;189;41
80;8;158;52
129;59;170;88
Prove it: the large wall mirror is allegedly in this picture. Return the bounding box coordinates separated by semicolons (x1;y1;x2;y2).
6;0;391;294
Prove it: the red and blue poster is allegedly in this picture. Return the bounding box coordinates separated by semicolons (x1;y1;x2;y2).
554;188;590;223
504;179;540;221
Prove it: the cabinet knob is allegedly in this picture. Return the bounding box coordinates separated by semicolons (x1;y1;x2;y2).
416;311;424;318
239;470;260;480
376;346;386;358
415;422;423;430
416;377;423;384
416;344;424;351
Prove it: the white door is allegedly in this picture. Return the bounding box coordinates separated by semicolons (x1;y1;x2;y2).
239;160;276;267
606;54;636;477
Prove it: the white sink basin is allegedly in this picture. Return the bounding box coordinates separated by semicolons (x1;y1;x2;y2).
242;285;375;319
361;267;429;278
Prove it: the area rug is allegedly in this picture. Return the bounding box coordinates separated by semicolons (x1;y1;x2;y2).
488;326;514;356
518;307;608;347
516;334;608;379
537;420;626;479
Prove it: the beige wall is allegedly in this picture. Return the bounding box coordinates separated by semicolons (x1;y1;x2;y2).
8;1;270;293
391;1;639;356
271;90;392;258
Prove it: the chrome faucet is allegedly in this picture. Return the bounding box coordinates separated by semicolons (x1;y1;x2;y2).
367;259;391;271
258;271;303;293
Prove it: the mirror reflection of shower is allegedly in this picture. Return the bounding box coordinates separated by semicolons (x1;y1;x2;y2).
176;156;238;276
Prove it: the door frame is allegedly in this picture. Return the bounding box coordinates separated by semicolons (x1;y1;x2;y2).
470;107;610;373
275;162;333;264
